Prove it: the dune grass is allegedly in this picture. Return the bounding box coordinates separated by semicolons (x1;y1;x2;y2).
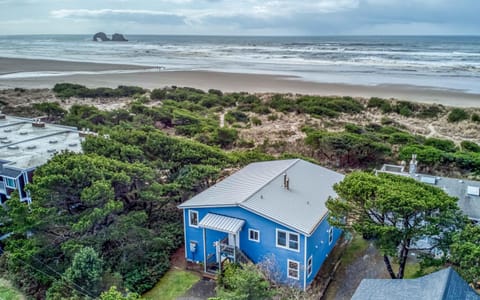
0;278;25;300
142;269;200;300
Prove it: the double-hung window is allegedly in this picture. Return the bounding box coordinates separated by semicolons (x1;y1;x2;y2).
248;229;260;242
189;210;199;227
5;177;15;188
287;259;300;280
276;229;299;251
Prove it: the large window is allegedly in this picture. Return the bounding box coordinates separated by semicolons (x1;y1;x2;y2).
248;229;260;242
328;226;334;244
276;229;299;251
5;177;15;188
189;210;199;227
287;259;300;280
307;256;313;277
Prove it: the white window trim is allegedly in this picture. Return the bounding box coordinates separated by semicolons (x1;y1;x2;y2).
189;210;199;228
307;256;313;277
328;226;334;245
287;259;300;280
248;229;260;242
5;177;16;189
276;229;300;252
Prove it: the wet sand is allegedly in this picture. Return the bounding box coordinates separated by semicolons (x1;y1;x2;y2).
1;57;479;107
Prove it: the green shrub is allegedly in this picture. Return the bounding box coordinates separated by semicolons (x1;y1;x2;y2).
150;88;167;100
251;117;262;126
471;113;480;123
212;128;238;148
448;108;469;123
425;138;457;153
461;141;480;153
225;110;249;124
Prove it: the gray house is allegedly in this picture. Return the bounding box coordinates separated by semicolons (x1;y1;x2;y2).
352;267;479;300
0;114;85;203
378;155;480;223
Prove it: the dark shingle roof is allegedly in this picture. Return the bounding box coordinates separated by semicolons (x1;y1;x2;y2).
352;268;480;300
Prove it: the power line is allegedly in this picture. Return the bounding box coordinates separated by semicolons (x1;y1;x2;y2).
1;249;97;299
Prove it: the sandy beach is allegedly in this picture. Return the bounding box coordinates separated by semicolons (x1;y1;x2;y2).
1;57;480;107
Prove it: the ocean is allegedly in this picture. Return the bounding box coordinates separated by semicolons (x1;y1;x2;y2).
0;35;479;93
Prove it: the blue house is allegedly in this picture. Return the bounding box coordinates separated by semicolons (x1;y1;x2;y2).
178;159;344;290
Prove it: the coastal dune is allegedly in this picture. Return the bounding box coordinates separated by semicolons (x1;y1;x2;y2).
1;57;480;107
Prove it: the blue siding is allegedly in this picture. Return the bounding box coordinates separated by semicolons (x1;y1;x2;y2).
183;206;306;288
183;207;341;289
305;215;342;286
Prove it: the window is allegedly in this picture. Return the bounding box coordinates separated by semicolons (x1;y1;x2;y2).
307;256;313;277
328;226;334;244
189;210;199;227
248;229;260;242
5;177;15;188
276;229;299;251
287;260;300;280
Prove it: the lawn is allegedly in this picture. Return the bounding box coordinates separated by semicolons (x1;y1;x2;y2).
0;278;25;300
340;233;369;265
142;269;200;300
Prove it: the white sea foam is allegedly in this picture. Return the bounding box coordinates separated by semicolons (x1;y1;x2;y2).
0;35;479;92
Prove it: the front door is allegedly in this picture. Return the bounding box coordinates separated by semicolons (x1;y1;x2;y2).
228;233;240;248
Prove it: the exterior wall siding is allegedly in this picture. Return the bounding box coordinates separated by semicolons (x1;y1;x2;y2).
183;206;307;288
305;215;342;286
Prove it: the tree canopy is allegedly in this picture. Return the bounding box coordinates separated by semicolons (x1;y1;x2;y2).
449;224;480;285
326;171;465;279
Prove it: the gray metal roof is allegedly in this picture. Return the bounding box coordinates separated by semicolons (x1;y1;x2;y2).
0;115;84;170
378;164;480;222
199;213;245;234
352;268;480;300
179;159;345;235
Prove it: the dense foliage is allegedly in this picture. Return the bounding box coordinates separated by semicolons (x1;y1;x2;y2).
327;171;465;279
53;83;146;99
215;263;275;300
449;224;480;285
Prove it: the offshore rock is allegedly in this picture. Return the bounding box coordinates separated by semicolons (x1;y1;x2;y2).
112;33;128;42
93;32;110;42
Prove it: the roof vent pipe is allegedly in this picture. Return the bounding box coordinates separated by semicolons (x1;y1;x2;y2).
409;154;417;175
283;173;290;190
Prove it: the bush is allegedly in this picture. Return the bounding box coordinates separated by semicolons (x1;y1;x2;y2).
425;138;457;153
461;141;480;153
150;88;167;100
448;108;469;123
225;110;249;124
471;113;480;123
212;128;238;148
251;117;262;126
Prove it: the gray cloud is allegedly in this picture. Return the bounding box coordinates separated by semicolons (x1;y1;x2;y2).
0;0;479;35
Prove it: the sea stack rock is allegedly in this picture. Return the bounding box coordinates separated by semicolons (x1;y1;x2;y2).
93;32;110;42
112;33;128;42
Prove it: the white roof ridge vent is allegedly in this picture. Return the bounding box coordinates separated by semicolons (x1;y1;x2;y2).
7;145;19;150
49;140;58;144
68;142;78;147
26;145;37;150
19;131;28;135
47;149;57;153
467;186;480;196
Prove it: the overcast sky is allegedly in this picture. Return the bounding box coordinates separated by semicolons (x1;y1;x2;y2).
0;0;478;35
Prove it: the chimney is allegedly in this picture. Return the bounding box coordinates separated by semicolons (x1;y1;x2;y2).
283;173;290;190
409;154;417;175
32;119;45;128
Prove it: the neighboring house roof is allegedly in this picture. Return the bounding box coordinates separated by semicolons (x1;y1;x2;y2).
352;267;480;300
179;159;345;236
0;115;84;171
378;164;480;222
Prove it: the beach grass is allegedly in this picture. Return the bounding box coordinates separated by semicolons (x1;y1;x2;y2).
142;269;200;300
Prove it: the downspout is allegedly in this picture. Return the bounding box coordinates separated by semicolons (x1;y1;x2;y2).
183;209;187;259
203;227;207;273
303;234;307;291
